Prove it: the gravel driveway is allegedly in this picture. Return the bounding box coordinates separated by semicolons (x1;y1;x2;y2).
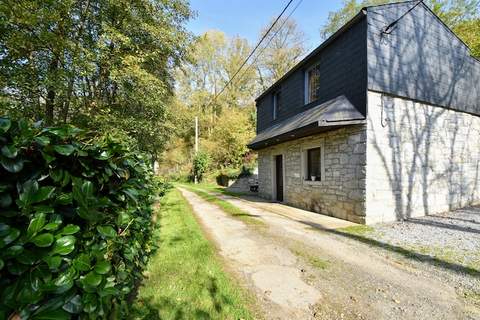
374;206;480;261
181;187;480;319
362;206;480;295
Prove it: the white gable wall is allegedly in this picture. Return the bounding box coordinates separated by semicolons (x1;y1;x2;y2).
366;91;480;223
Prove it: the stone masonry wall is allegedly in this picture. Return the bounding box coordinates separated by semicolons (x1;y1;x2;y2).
366;91;480;223
257;125;367;223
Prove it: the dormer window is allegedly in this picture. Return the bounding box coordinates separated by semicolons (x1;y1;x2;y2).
273;91;280;120
305;64;321;104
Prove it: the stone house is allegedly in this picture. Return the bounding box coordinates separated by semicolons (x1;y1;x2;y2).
248;1;480;224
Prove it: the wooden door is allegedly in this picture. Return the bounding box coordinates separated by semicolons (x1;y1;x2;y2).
275;155;283;202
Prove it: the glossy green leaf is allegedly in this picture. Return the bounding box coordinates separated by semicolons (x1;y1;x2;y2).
63;294;82;314
82;271;102;287
52;236;76;255
97;225;117;238
18;179;39;208
116;211;131;226
0;227;20;248
32;186;55;203
0;223;10;236
43;255;62;269
53;145;75;156
32;233;54;247
5;245;24;257
32;309;70;320
60;224;80;235
0;192;12;207
0;258;4;270
55;193;72;205
34;205;55;214
41;151;55;163
49;168;64;182
16;249;37;265
76;207;100;221
34;136;50;146
27;213;46;238
94;260;111;275
73;253;90;271
53;268;75;293
0;118;11;133
0;157;24;173
1;145;18;158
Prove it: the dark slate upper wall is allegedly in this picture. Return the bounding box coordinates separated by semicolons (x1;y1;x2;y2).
256;17;368;133
367;2;480;115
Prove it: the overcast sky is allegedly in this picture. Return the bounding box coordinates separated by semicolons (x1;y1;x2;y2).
186;0;345;52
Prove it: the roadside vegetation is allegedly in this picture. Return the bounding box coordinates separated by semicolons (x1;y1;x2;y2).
0;118;164;319
133;189;258;320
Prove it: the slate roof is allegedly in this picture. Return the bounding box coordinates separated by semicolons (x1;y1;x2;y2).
248;95;366;150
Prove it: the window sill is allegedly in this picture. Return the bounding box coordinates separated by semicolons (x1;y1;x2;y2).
303;180;323;186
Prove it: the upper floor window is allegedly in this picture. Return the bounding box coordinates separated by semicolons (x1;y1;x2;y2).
273;91;280;120
305;64;321;104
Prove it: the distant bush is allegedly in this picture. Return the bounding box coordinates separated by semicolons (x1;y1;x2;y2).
192;151;209;182
0;118;164;319
214;164;255;187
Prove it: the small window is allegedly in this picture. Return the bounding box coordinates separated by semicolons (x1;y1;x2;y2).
306;147;321;181
273;91;280;120
305;64;321;104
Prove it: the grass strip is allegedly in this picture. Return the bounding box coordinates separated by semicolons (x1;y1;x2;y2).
133;188;258;319
180;184;265;226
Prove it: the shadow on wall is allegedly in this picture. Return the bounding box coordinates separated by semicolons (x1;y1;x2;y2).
368;4;480;221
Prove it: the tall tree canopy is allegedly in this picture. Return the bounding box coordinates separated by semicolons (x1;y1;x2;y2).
163;31;257;173
0;0;193;160
256;18;307;90
320;0;480;58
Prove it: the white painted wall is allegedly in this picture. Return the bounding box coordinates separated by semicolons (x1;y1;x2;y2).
366;91;480;223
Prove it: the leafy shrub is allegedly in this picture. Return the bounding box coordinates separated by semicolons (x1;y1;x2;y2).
0;118;163;319
192;151;209;182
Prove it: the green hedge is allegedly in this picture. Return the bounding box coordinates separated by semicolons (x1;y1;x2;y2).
0;118;163;319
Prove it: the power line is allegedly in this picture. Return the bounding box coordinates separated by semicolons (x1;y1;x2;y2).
208;0;295;104
383;0;423;34
236;0;304;84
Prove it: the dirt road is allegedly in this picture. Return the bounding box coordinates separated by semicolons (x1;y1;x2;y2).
178;188;479;320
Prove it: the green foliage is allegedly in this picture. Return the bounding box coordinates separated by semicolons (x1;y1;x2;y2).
192;152;210;182
0;0;193;160
0;117;164;319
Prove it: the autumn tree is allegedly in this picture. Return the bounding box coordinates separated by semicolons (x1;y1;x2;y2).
161;30;257;177
256;18;307;90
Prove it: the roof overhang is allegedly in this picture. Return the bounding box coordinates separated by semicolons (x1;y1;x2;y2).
248;95;366;150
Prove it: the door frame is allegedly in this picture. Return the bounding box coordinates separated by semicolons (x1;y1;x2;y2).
271;152;286;202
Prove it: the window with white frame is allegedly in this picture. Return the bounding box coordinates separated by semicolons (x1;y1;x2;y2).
273;91;280;120
305;64;321;104
303;145;323;182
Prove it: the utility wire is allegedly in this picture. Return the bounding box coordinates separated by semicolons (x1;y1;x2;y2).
383;0;424;34
236;0;304;84
208;0;295;104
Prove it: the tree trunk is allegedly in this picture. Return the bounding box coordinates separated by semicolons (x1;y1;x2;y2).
45;58;59;125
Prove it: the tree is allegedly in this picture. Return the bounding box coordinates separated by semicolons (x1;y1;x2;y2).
0;0;193;161
161;30;258;176
320;0;480;56
256;18;307;90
